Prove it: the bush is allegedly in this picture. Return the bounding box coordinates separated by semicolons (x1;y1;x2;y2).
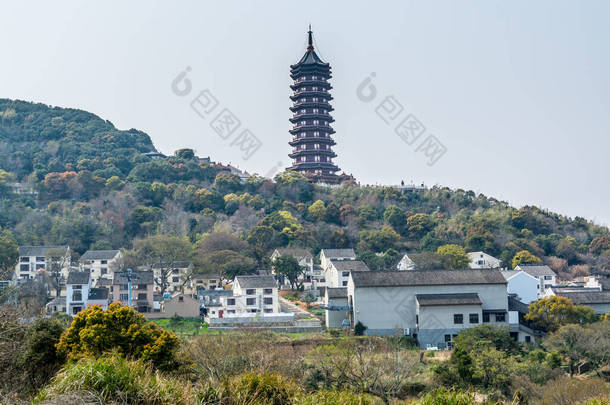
35;354;192;405
539;377;610;405
217;371;300;405
417;387;475;405
354;321;367;336
299;389;379;404
56;303;180;369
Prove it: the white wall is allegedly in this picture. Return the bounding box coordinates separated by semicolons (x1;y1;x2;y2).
506;272;539;304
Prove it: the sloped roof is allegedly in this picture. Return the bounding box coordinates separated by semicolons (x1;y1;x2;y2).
19;246;68;257
321;248;356;259
235;275;277;289
81;250;120;260
88;287;109;300
113;270;154;284
273;248;313;259
416;293;482;306
556;291;610;305
351;269;507;288
152;261;191;269
325;287;348;299
66;271;90;285
516;265;556;277
330;259;370;272
501;270;520;280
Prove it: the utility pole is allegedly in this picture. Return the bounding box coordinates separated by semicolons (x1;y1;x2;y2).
127;268;133;307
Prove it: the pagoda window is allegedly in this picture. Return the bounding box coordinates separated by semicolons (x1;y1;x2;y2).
313;108;319;114
312;86;318;91
313;131;320;137
313;120;319;125
314;144;320;149
313;97;319;102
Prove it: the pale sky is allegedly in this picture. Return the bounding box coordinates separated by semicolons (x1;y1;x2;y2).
2;1;609;225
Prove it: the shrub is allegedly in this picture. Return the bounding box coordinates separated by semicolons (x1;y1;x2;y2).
218;371;300;405
56;303;180;369
539;377;610;405
299;389;378;404
35;354;192;405
354;321;367;336
417;387;475;405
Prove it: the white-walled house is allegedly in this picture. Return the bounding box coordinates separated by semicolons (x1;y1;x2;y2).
320;248;356;271
347;269;510;348
468;252;502;269
152;261;192;293
15;246;71;280
66;271;91;315
515;264;557;298
270;248;323;288
396;254;416;271
501;270;539;304
545;287;610;315
80;250;122;284
324;287;349;329
327;259;370;287
86;287;110;310
217;275;280;317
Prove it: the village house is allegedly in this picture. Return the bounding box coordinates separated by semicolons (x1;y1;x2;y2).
79;249;122;284
514;264;557;298
468;251;502;269
184;273;221;295
396;254;416;270
111;270;154;313
270;247;324;288
326;259;370;287
152;261;192;293
65;271;91;315
323;287;350;329
320;248;356;271
501;269;539;304
15;245;70;281
545;286;610;314
347;269;510;349
86;287;109;310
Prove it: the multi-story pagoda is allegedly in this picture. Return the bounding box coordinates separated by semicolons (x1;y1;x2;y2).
288;27;347;184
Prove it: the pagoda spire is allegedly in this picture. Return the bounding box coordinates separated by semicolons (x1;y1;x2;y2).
307;25;314;51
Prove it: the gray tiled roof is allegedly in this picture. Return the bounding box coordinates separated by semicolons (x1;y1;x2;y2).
66;271;90;285
555;291;610;305
416;293;482;306
88;287;109;300
321;248;356;259
113;270;154;284
351;269;507;288
501;270;521;280
516;265;556;277
19;246;69;257
235;275;277;289
80;250;120;260
325;287;348;299
330;259;370;272
273;248;313;259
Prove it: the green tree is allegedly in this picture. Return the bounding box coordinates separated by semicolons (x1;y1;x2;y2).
0;229;18;280
511;249;542;268
56;303;179;369
308;200;327;222
246;226;274;267
213;172;241;193
273;254;305;290
406;213;435;239
129;235;193;294
436;244;469;269
359;225;401;252
197;250;257;281
525;296;598;332
383;205;406;232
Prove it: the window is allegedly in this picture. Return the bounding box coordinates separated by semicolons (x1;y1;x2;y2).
246;298;256;305
173;269;179;274
544;275;552;280
120;284;128;291
264;308;273;313
172;277;179;283
73;284;82;290
263;297;273;305
72;291;82;302
227;298;236;306
544;284;551;289
454;314;463;324
120;293;129;301
101;268;107;275
342;271;350;277
444;334;452;342
246;289;255;295
20;257;29;263
101;260;107;265
525;336;531;343
137;293;147;300
342;280;348;287
36;257;45;262
469;313;479;324
138;284;147;290
72;306;81;315
495;313;506;322
228;310;236;314
483;313;490;323
263;288;273;295
20;264;29;272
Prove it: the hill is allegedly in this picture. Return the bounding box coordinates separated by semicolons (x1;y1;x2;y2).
0;99;609;277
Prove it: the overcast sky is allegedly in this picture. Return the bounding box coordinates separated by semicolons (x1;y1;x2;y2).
2;1;609;225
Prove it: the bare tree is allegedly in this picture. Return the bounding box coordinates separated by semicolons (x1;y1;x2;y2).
45;248;70;299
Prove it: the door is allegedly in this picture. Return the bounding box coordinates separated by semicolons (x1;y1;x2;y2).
219;310;223;318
